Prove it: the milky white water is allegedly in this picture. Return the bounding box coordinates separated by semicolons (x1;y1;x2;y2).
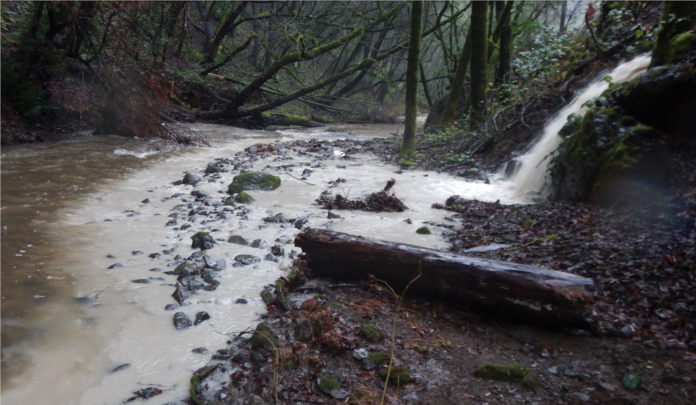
1;120;523;405
509;54;651;198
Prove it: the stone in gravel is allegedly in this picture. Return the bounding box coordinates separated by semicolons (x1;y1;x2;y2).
236;298;248;304
203;280;220;291
264;253;277;262
353;348;369;360
200;268;216;282
227;172;280;194
571;392;590;402
166;219;178;226
216;259;227;270
180;224;191;230
191;232;215;250
547;366;558;375
620;324;635;338
595;382;617;392
250;239;267;249
194;311;211;326
194;190;209;198
173;312;192;329
328;211;341;219
183;172;201;185
234;192;255;204
149;268;161;272
148;252;161;259
228;235;250;245
107;254;116;258
141;198;150;204
171;283;191;306
540;348;550;358
330;389;349;400
192;347;208;354
165;303;178;311
263;215;283;223
234;255;261;266
271;244;285;256
108;263;123;269
113;363;131;372
132;251;144;256
132;279;150;284
294;218;308;230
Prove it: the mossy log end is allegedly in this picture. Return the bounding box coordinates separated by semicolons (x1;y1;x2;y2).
295;229;594;329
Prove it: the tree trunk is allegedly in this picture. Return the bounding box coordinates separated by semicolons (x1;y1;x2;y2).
295;229;594;329
469;1;489;131
400;0;424;160
440;24;473;128
559;0;568;34
495;2;513;86
650;1;696;68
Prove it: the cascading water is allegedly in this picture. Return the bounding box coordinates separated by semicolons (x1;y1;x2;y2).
510;54;651;199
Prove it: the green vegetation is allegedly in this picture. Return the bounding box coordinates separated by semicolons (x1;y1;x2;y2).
378;366;411;386
317;374;341;394
250;323;278;351
228;173;281;194
364;352;391;365
234;192;255;204
474;363;537;389
416;226;431;234
359;324;386;342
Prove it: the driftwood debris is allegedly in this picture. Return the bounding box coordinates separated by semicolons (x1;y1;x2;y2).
295;229;595;328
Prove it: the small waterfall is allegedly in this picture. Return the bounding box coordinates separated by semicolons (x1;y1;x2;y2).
510;54;651;199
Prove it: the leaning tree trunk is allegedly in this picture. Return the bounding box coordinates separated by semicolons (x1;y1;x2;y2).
469;1;489;131
440;24;473;128
400;0;424;160
295;229;595;329
495;2;513;86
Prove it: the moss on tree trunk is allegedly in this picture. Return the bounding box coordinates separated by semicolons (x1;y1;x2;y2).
649;1;696;68
440;24;473;128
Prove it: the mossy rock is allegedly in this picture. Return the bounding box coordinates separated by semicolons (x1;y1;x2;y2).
191;232;215;250
378;366;411;386
667;32;695;64
348;389;369;405
234;191;255;204
227;172;280;194
361;351;391;370
317;374;341;394
474;363;537;389
359;324;386;342
416;226;431;235
250;322;278;351
190;375;203;405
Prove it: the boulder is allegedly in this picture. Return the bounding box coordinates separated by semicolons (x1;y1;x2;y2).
191;232;215;250
183;172;202;185
227;173;280;194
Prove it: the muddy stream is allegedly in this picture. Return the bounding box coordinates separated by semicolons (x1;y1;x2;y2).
1;121;523;405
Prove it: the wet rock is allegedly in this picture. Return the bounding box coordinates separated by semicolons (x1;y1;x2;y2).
263;214;284;223
330;389;349;400
149;268;161;272
328;211;341;219
132;279;150;284
191;232;215;250
193;190;209;199
148;252;161;259
236;298;248;304
141;198;150;204
200;268;216;282
171;283;191;306
183;172;201;185
271;244;285;256
596;382;617;392
108;263;123;269
264;253;278;262
113;363;131;372
166;219;178;226
227;172;281;194
294;320;315;342
416;226;431;234
353;348;369;360
250;239;267;249
547;366;558;375
234;255;261;266
228;235;250;245
173;312;192;329
203;279;220;291
234;192;255;204
165;303;178;311
294;218;308;230
216;259;227;270
205;164;221;174
571;392;590;402
620;324;635;338
194;311;211;326
192;347;208;354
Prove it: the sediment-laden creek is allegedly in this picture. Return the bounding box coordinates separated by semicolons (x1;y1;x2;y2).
1;121;526;404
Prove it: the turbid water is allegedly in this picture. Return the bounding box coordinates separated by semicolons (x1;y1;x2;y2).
1;54;651;404
1;121;523;405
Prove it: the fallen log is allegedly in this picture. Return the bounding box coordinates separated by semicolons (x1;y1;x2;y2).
295;229;594;329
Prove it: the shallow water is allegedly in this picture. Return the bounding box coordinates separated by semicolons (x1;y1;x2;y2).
1;121;522;404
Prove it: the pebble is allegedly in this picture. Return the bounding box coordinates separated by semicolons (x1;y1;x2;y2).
572;392;590;402
173;312;192;329
108;263;123;269
192;347;208;354
236;298;248;304
353;348;369;360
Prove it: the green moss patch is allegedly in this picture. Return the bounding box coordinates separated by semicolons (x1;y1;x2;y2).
250;322;278;351
359;324;386;342
318;374;341;394
474;363;537;389
227;172;281;194
365;352;391;365
667;32;695;64
416;226;431;234
379;366;411;386
234;191;255;204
